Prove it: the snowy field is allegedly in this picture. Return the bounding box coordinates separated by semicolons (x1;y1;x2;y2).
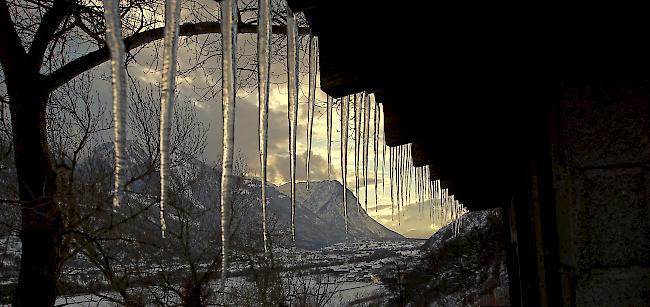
37;278;384;307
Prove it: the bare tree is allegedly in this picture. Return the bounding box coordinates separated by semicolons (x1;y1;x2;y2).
54;79;208;306
0;0;313;304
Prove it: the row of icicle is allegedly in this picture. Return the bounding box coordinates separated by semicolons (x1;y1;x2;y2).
103;0;467;286
386;146;469;235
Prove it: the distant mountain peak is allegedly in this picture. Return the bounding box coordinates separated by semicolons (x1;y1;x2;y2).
276;180;403;246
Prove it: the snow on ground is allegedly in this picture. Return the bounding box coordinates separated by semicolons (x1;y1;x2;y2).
326;281;384;306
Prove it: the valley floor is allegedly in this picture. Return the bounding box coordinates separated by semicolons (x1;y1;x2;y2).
2;239;424;306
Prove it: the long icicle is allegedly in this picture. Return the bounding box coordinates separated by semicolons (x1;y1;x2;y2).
389;147;394;220
363;93;371;212
326;96;333;179
437;180;441;227
430;178;434;225
341;95;350;238
286;8;299;242
380;104;385;194
420;168;424;211
432;179;436;226
450;195;456;235
415;167;421;213
398;145;404;212
393;147;397;221
219;0;238;287
258;0;272;253
353;94;360;211
395;146;400;219
373;99;379;211
405;146;410;210
305;35;317;190
104;0;127;209
158;0;182;239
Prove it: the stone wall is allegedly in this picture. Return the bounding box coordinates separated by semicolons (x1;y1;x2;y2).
553;81;650;306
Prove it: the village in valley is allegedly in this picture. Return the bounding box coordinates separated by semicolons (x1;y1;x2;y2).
269;239;424;284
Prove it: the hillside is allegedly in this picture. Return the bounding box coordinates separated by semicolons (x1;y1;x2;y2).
382;208;509;306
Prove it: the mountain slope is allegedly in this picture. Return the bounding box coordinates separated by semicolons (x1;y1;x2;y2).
383;208;509;305
277;180;403;245
61;142;402;248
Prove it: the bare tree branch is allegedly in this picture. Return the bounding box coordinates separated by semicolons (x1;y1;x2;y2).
46;21;311;91
0;0;27;79
26;0;72;71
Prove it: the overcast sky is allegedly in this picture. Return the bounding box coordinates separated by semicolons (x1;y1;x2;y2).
88;29;442;239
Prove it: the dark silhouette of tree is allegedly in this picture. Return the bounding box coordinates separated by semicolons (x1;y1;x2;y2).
0;0;310;305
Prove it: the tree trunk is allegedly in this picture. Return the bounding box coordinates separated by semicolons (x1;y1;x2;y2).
9;78;61;306
182;282;202;307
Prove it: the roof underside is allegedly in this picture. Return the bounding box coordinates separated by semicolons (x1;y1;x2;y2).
287;0;650;210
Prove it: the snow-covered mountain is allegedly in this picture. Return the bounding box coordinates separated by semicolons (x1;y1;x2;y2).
277;180;403;245
78;142;403;248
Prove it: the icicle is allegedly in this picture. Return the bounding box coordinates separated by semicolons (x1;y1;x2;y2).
380;104;385;194
340;95;350;237
437;180;442;227
363;93;371;212
219;0;238;286
420;168;425;210
450;195;456;235
286;8;299;242
415;167;421;211
429;175;434;224
158;0;181;240
406;147;411;207
400;145;406;209
353;94;360;211
394;147;399;218
373;99;379;211
396;146;400;213
431;180;440;225
326;96;333;179
396;145;402;221
389;147;394;220
454;200;460;234
420;168;425;212
400;145;405;208
414;167;418;212
418;167;423;212
443;186;448;224
305;35;317;190
104;0;128;209
258;0;272;253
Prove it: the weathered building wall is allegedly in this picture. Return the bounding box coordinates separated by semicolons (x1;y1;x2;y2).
553;81;650;306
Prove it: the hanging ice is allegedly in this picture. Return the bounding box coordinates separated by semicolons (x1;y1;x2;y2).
450;195;456;235
286;9;299;242
389;146;394;220
395;146;400;216
353;94;360;211
326;96;333;179
400;145;405;208
400;145;406;211
363;93;371;212
380;104;385;193
396;145;402;221
219;0;238;285
103;0;127;209
257;0;272;253
415;167;420;210
373;99;379;211
305;35;317;190
340;95;350;237
405;146;410;208
158;0;181;240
